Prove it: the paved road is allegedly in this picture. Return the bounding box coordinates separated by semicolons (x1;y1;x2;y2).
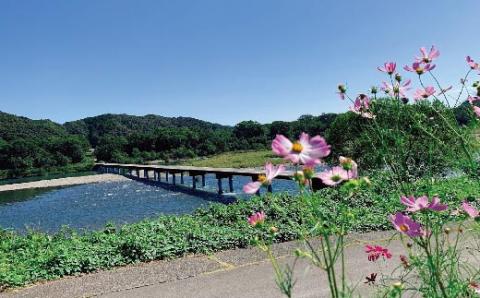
2;231;409;298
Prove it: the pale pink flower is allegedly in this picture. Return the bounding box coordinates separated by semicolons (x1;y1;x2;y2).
400;195;447;212
382;79;411;98
247;211;266;226
365;245;392;262
272;133;330;165
404;62;435;75
413;86;436;101
350;94;374;118
462;201;479;219
377;62;396;75
389;212;424;237
468;96;480;104
243;163;285;194
339;156;358;179
473;106;480;118
466;56;480;70
415;45;440;63
317;166;349;186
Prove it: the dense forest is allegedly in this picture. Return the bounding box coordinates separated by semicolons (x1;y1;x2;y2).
0;111;337;178
1;101;476;179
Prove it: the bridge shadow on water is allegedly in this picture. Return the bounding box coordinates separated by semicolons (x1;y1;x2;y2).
125;175;238;204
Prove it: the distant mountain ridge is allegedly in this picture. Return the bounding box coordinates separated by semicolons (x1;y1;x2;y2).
64;113;230;147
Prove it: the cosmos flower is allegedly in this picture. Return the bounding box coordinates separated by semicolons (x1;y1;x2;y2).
243;163;285;194
272;133;330;165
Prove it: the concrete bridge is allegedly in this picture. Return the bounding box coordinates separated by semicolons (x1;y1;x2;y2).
95;163;325;194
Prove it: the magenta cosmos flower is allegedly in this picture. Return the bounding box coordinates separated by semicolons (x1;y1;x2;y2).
382;79;411;98
247;211;266;226
401;195;447;212
389;213;423;237
377;62;396;75
317;166;349;186
415;45;440;63
272;133;330;165
243;163;285;194
404;62;435;75
413;86;436;101
365;245;392;262
462;201;479;219
466;56;480;70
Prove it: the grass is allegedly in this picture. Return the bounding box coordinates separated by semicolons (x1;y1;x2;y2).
178;150;283;168
0;173;478;290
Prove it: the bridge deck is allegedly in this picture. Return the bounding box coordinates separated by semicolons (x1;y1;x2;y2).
95;163;296;179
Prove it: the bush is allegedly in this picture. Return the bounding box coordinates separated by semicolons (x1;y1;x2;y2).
0;174;477;289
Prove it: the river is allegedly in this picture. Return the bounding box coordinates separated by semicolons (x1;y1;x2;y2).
0;174;298;233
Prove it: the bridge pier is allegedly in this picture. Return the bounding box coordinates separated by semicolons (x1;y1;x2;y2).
217;178;223;194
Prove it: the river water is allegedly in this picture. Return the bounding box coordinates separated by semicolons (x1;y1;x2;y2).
0;174;298;233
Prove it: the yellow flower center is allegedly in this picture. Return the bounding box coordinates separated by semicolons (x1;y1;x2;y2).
292;142;303;153
399;224;409;232
415;67;424;75
258;174;267;184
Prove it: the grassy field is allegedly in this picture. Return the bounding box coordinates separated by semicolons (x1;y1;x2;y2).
178;150;283;168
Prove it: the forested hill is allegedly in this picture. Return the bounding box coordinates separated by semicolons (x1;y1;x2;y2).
64;114;229;147
0;111;90;178
0;111;67;141
0;110;339;178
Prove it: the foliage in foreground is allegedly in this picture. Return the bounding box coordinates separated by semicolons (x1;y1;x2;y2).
0;175;477;290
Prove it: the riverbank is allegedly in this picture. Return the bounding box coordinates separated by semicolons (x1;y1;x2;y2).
0;174;129;192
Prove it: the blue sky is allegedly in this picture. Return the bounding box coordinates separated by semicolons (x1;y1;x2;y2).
0;0;479;125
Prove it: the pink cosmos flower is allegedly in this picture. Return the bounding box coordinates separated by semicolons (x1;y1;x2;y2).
272;133;330;165
317;166;349;186
389;212;423;237
382;79;411;98
339;156;358;179
466;56;480;70
350;94;374;118
473;106;480;118
377;62;396;75
365;245;392;262
461;201;479;219
247;211;266;226
415;45;440;63
468;96;480;104
243;163;285;194
400;195;447;212
469;282;480;294
404;62;435;75
413;86;436;101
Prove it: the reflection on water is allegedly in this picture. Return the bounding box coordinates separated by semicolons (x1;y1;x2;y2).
0;175;298;233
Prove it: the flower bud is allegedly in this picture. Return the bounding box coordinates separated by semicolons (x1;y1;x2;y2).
392;282;404;289
337;84;347;94
473;81;479;88
395;73;402;82
370;86;378;94
302;166;315;179
401;97;409;104
406;242;413;248
270;226;278;233
444;227;451;234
